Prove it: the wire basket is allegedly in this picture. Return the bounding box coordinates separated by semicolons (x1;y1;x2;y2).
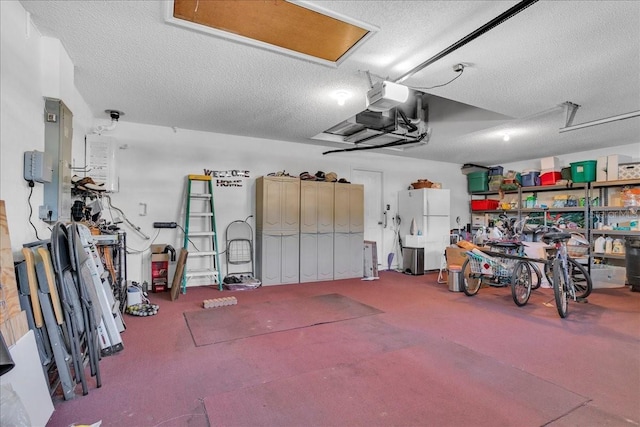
468;252;517;278
567;244;589;258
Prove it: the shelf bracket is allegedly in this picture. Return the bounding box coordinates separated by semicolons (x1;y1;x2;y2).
563;101;580;128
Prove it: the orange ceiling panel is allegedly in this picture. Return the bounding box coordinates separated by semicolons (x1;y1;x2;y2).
173;0;371;63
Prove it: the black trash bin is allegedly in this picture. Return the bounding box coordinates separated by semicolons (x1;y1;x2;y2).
625;237;640;292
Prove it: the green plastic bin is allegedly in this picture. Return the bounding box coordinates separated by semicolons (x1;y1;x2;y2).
570;160;597;183
467;171;488;193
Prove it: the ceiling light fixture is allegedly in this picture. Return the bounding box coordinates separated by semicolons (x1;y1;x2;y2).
334;91;351;106
92;109;124;135
503;134;510;141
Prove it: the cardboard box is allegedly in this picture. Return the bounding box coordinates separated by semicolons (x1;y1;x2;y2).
151;244;167;254
445;245;469;268
618;162;640;180
596;156;608;182
151;253;170;262
607;155;633;181
151;244;170;292
540;156;559;171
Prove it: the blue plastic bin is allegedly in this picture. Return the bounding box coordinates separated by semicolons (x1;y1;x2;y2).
521;171;540;187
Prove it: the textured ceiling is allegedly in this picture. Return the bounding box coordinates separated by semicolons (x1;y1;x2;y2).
21;0;640;165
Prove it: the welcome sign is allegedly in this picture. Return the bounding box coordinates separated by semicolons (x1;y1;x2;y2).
204;169;250;187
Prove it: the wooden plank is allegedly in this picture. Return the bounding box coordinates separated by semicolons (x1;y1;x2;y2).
171;249;188;301
37;247;64;325
0;200;21;324
0;311;29;347
21;248;43;328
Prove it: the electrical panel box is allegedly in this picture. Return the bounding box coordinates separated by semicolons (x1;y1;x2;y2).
41;98;73;222
23;150;53;183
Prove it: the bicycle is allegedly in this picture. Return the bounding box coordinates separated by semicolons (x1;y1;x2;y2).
460;241;538;307
541;230;592;318
460;215;543;306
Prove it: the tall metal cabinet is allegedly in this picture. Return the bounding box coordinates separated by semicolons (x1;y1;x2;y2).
256;176;300;285
300;181;335;282
334;183;364;279
43;98;73;222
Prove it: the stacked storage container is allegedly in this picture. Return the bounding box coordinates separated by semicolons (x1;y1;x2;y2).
521;170;540;187
488;166;503;191
467;171;489;193
540;156;562;185
500;170;521;190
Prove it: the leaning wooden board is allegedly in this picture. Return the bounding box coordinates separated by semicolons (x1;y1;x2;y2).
0;200;22;323
0;200;28;345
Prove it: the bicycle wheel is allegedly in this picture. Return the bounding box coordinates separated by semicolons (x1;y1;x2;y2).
567;257;592;299
461;258;482;296
511;261;532;306
546;257;592;299
552;258;569;318
529;262;543;290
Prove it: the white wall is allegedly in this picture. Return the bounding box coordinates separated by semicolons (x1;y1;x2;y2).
98;122;467;281
1;1;93;249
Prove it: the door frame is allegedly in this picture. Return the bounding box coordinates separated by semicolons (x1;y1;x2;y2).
351;168;384;269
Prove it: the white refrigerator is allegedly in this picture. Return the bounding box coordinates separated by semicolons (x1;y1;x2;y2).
398;188;451;271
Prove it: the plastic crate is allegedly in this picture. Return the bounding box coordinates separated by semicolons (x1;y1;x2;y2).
467;171;488;193
570;160;597;183
488;175;503;191
488;166;504;176
540;171;562;185
521;171;540;187
471;199;499;211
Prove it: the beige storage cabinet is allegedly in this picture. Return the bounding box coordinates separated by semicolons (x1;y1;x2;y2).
300;181;335;282
256;176;300;285
334;183;364;279
257;176;300;231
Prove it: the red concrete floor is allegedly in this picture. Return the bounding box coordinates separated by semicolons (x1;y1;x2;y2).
46;271;640;426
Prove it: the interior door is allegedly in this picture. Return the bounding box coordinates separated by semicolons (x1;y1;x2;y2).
351;169;384;268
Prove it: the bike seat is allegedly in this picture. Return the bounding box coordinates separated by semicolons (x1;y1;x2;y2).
486;241;522;249
542;231;572;243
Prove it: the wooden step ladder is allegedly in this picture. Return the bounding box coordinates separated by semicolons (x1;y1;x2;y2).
182;174;222;292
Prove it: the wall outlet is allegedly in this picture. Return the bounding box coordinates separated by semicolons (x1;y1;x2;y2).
38;205;52;220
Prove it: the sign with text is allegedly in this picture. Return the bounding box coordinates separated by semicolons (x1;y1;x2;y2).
204;169;250;187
